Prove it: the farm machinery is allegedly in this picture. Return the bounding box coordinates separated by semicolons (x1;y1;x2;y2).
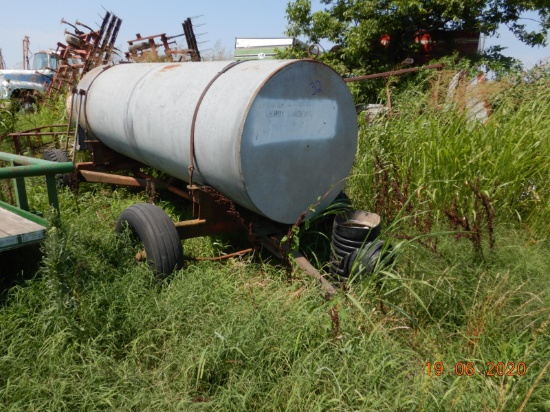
4;58;388;294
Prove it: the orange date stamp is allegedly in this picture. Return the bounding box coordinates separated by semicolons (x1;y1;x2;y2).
425;361;527;377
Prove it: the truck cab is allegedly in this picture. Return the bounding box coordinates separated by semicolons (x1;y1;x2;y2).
0;50;59;106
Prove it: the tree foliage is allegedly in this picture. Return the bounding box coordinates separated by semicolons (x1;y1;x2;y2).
284;0;549;75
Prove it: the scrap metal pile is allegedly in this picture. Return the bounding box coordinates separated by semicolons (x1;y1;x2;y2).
45;11;202;103
45;12;122;101
125;18;201;63
4;10;204;156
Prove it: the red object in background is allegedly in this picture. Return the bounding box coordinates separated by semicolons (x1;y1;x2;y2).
415;32;434;53
380;31;480;64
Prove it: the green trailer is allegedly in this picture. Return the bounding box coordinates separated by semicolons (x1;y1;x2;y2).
0;151;74;252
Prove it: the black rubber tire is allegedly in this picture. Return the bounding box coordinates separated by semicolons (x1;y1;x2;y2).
331;230;367;248
345;240;385;278
43;148;69;163
42;149;72;187
329;262;347;279
333;210;381;242
332;238;358;255
115;203;184;276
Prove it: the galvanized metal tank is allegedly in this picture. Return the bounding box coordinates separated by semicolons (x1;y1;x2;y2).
73;60;358;224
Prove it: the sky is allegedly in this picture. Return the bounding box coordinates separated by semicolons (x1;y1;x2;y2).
0;0;549;69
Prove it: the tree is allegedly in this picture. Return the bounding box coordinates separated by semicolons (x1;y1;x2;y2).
202;40;232;61
284;0;549;75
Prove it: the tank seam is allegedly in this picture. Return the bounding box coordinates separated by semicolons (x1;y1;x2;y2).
188;60;247;187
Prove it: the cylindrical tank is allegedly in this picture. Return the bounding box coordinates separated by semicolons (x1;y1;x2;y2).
73;60;358;224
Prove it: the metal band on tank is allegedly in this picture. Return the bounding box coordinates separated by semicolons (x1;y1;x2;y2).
188;60;246;186
79;64;117;143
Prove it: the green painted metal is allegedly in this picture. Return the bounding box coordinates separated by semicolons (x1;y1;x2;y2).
0;151;74;250
0;152;55;165
14;176;29;210
0;162;74;179
0;151;73;214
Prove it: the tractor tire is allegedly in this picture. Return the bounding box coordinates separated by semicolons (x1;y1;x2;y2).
42;149;72;187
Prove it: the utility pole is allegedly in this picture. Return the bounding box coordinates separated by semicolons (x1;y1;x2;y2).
23;36;30;70
0;48;6;69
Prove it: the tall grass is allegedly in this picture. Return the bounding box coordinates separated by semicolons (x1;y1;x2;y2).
0;65;549;410
0;101;17;138
349;66;549;242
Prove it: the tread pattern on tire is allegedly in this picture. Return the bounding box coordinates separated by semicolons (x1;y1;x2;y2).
43;148;69;163
42;149;71;187
115;203;184;276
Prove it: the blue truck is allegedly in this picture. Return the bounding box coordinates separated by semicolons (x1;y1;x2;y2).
0;50;58;107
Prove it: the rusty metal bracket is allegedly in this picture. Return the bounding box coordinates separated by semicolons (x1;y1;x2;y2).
86;141;139;168
6;124;71;155
346;63;444;116
344;64;444;83
343;63;443;83
292;250;338;297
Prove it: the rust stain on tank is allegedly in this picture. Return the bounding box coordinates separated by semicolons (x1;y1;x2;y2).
160;64;181;72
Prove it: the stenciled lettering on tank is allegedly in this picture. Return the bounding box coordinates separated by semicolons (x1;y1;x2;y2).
249;97;338;145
